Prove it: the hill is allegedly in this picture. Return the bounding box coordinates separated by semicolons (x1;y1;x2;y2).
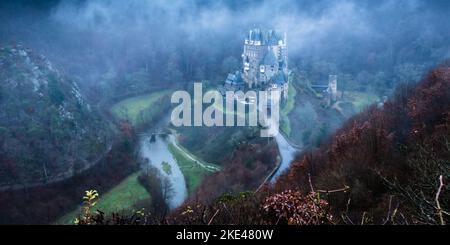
274;63;450;224
80;63;449;225
0;45;113;188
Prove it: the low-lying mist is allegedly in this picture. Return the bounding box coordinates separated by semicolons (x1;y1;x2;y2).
1;0;449;97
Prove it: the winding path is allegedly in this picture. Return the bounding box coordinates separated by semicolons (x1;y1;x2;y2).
170;132;221;172
0;143;113;192
258;116;303;189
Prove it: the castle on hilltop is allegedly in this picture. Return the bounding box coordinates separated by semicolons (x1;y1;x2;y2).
223;28;289;99
242;29;288;88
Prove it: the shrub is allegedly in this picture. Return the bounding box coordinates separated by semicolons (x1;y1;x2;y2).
262;190;333;225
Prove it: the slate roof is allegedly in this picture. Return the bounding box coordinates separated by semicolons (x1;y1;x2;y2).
247;29;283;46
273;72;287;85
225;71;245;85
262;50;278;66
248;29;263;42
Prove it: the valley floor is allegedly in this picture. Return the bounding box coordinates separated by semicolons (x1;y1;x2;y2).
57;89;220;223
56;84;381;224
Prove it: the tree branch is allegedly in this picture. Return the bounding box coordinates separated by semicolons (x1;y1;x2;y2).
207;209;221;225
435;175;445;225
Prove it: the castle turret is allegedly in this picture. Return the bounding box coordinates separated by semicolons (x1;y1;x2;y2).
242;29;288;88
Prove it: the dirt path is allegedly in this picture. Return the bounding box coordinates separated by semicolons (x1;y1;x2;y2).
0;143;113;192
170;133;221;172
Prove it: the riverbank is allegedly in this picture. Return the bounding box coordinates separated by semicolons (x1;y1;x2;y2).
168;141;220;194
54;86;298;223
52;90;175;224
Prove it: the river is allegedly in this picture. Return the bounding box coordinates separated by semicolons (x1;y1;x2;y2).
139;134;188;209
138;112;299;209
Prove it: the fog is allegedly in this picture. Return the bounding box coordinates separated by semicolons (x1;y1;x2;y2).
1;0;450;97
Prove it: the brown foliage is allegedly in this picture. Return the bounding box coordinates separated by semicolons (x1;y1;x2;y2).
262;190;332;225
77;64;450;225
275;64;450;224
190;141;278;204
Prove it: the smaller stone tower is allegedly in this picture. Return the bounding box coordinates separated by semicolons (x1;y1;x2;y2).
327;75;338;106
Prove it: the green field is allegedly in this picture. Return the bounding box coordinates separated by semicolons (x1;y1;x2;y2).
111;90;172;127
346;91;380;112
57;172;150;225
281;83;297;136
168;143;216;194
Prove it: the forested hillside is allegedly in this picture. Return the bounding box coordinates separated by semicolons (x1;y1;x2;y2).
274;63;450;224
1;0;449;227
0;45;113;187
78;63;450;225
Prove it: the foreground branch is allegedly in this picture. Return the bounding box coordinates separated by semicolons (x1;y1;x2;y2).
435;175;445;225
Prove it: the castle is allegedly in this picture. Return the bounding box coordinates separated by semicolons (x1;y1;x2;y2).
223;28;289;99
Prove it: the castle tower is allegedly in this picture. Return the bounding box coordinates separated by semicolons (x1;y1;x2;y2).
242;29;288;88
327;75;338;105
283;32;288;74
